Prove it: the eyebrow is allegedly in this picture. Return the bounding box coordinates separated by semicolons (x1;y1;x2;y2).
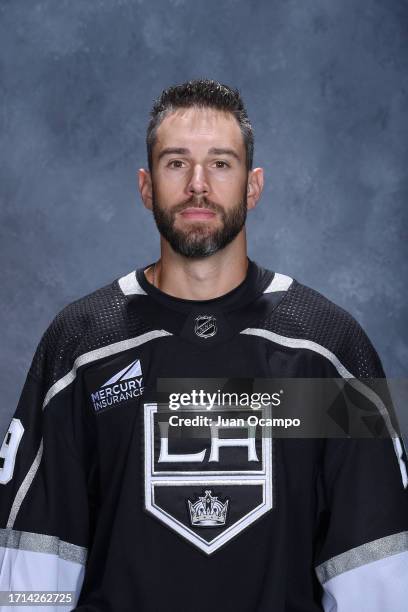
157;147;241;162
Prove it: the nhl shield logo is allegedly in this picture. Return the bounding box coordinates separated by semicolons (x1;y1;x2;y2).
144;403;273;555
194;314;217;338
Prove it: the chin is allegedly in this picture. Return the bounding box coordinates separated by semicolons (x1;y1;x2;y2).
176;221;221;234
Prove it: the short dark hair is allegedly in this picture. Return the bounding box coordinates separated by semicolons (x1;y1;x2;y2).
146;79;254;173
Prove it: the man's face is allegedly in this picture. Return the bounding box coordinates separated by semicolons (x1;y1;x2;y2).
149;107;249;258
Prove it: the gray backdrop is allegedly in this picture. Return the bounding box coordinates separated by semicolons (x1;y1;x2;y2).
1;0;407;438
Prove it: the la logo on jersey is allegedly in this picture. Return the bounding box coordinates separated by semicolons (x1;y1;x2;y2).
90;359;144;412
144;403;273;555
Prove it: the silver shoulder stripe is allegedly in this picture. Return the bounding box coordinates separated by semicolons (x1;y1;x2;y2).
7;439;43;529
7;329;172;529
43;329;172;409
118;270;147;295
240;328;408;489
315;530;408;584
263;273;293;293
241;328;352;377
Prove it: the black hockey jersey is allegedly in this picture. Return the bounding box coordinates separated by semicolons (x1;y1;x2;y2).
1;258;408;611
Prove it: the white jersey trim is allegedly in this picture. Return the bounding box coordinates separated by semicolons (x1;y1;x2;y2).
319;547;408;612
118;270;147;296
315;530;408;584
263;273;293;293
0;538;85;609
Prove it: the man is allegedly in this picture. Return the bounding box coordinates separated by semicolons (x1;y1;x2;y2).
1;79;407;611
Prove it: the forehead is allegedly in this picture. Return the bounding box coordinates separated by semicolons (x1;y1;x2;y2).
154;107;245;154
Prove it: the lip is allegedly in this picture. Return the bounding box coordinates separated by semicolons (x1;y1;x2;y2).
179;207;216;219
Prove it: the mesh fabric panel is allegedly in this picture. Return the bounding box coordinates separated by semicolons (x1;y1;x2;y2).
28;279;152;388
259;280;385;379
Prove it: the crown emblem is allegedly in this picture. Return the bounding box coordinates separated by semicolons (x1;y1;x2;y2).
188;490;229;527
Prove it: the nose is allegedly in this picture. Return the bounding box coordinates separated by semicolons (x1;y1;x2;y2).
187;164;209;197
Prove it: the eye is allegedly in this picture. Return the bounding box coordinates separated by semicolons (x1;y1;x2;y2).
168;160;185;168
214;160;229;168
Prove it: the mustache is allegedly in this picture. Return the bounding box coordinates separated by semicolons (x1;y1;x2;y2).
172;197;222;214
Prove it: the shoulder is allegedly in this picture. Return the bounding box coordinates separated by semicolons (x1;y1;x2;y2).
28;270;148;386
261;274;385;378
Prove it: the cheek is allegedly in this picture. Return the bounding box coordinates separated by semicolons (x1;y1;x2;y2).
209;170;246;194
154;171;187;197
210;170;235;184
153;177;180;201
211;178;246;204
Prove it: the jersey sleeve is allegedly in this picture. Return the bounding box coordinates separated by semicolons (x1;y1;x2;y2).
314;326;408;611
0;321;96;610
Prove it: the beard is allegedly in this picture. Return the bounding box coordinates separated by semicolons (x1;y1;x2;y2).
151;183;248;259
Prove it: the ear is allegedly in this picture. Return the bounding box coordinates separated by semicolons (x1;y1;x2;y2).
246;167;264;211
138;168;153;211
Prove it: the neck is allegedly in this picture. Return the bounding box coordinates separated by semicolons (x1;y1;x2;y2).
148;233;249;300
